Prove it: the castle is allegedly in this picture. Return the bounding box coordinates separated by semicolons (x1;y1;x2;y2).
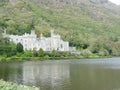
3;30;76;52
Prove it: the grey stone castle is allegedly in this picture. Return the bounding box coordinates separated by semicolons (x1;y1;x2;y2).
3;30;76;52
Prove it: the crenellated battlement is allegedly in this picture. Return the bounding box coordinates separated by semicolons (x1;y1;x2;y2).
3;30;72;52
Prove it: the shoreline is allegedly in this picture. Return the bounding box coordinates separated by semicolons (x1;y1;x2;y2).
0;55;113;62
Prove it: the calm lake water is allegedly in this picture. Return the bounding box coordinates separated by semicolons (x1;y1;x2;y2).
0;58;120;90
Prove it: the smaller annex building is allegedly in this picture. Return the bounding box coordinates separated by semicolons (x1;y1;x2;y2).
3;30;76;52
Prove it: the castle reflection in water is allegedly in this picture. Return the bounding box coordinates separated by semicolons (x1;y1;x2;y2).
22;61;71;90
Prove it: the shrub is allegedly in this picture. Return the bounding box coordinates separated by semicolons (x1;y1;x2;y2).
99;48;109;56
81;49;92;58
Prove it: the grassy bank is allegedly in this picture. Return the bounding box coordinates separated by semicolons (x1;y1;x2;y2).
0;56;79;62
0;54;112;62
0;79;39;90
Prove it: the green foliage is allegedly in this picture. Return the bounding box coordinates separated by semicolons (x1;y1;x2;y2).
32;48;38;57
51;49;60;57
88;54;99;58
16;43;23;53
0;0;120;58
38;48;44;57
99;48;109;56
0;80;39;90
0;37;17;57
0;0;120;39
23;50;32;57
16;23;31;35
0;20;8;29
44;55;50;60
89;38;120;56
111;41;120;56
90;39;112;54
81;49;92;58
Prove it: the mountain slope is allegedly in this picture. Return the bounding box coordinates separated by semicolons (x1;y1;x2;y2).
0;0;120;50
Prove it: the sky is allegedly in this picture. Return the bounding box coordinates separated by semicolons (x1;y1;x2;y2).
109;0;120;5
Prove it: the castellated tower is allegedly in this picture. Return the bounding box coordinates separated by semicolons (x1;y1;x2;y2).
51;29;55;37
3;29;76;52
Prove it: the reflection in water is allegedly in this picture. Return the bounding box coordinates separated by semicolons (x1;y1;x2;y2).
0;63;23;84
1;59;120;90
70;61;120;90
22;61;71;90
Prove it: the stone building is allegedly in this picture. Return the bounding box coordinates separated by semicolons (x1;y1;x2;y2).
3;30;73;52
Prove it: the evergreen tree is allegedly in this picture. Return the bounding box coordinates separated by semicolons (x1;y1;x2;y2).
38;48;44;57
16;43;23;53
32;48;38;57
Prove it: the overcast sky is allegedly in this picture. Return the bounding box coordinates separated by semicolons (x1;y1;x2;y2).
109;0;120;5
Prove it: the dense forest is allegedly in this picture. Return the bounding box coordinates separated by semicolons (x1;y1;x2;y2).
0;0;120;59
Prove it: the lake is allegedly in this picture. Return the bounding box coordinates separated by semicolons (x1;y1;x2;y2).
0;58;120;90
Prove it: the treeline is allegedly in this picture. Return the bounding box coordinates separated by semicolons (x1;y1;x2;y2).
0;37;76;61
0;36;120;62
89;38;120;56
0;0;120;60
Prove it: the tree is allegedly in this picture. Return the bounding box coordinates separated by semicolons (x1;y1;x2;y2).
16;43;23;53
16;23;31;35
8;42;17;56
112;41;120;56
99;48;109;56
81;49;92;58
32;48;38;57
51;49;57;57
23;50;32;57
0;37;17;57
38;48;44;57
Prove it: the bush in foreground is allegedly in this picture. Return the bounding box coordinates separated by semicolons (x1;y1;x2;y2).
0;80;39;90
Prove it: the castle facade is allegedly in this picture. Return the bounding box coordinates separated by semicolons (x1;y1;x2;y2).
3;30;74;52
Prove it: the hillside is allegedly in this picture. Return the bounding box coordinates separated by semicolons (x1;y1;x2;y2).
0;0;120;56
